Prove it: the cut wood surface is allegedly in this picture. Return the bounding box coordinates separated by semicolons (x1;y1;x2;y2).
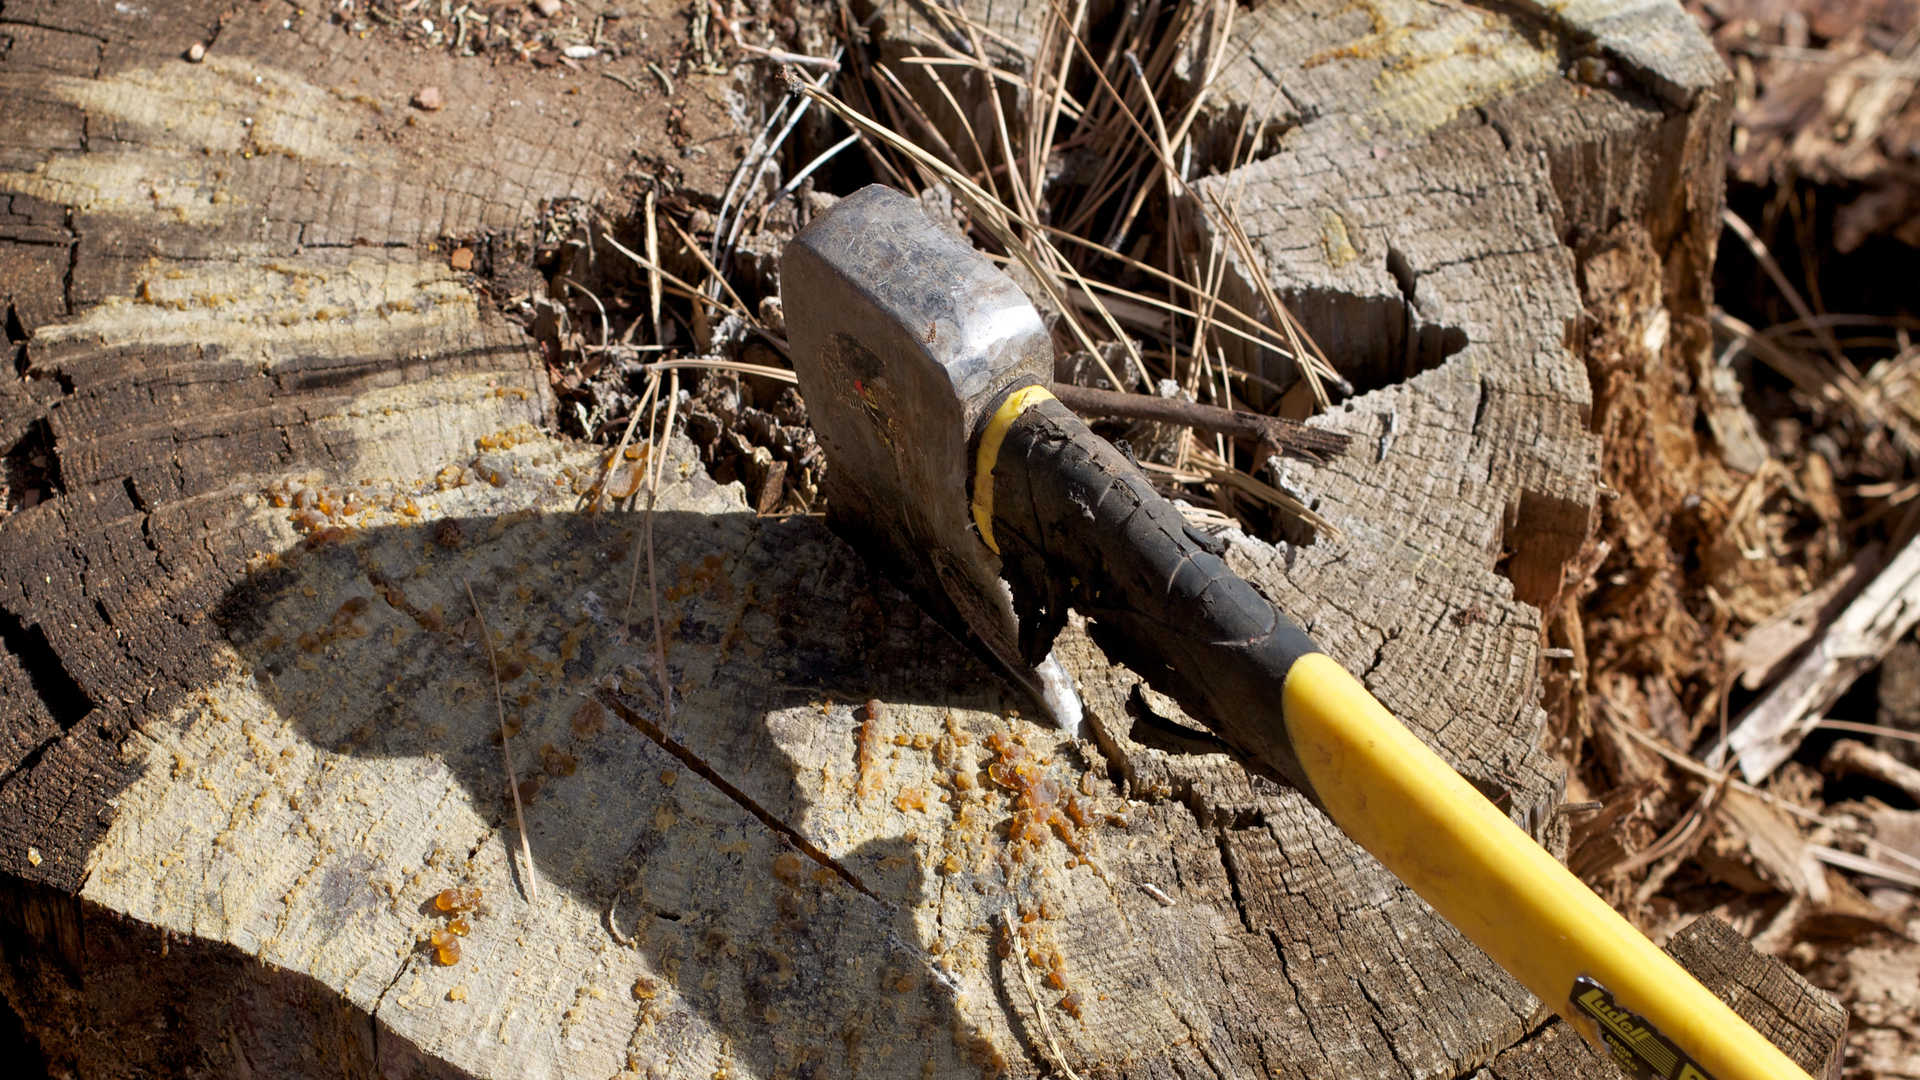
0;1;1843;1078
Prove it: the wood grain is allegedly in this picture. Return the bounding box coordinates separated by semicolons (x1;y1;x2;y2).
0;0;1844;1077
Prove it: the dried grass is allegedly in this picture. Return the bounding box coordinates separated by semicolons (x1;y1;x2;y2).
465;579;539;907
755;0;1346;534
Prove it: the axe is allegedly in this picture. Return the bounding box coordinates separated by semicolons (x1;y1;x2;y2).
782;185;1809;1080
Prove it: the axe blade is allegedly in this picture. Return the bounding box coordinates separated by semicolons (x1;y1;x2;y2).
781;185;1080;730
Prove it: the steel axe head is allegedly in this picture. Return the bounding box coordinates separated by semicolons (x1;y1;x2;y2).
781;185;1082;730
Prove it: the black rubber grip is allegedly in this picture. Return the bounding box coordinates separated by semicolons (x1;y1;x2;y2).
989;394;1319;792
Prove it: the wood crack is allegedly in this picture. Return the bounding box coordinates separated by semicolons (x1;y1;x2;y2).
1478;106;1515;153
367;948;418;1075
1212;828;1259;936
0;731;58;792
61;207;77;316
0;605;95;733
1420;242;1563;276
1359;627;1399;681
1160;994;1232;1080
1351;974;1418;1079
0;17;111;44
298;241;412;251
1262;928;1322;1062
1386;245;1417;305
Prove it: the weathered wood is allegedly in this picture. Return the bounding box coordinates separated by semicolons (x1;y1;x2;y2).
1713;531;1920;781
0;1;1845;1079
1728;542;1885;691
1826;740;1920;805
0;0;716;892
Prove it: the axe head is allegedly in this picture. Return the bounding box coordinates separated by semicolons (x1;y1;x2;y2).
782;185;1081;730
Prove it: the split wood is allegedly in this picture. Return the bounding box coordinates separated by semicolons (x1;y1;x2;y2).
1713;528;1920;781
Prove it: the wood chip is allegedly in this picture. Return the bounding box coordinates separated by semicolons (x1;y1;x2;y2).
1713;531;1920;781
1719;787;1828;904
1726;542;1883;690
1826;740;1920;804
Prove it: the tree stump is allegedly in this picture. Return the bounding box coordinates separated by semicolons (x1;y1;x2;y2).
0;1;1844;1078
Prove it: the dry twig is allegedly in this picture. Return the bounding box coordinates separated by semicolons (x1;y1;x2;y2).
1048;381;1348;462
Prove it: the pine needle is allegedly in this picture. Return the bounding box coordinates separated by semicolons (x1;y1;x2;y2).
1001;906;1086;1080
466;579;539;906
601;227;753;325
590;369;661;512
664;215;758;324
1722;207;1854;376
644;186;662;341
784;70;1138;390
623;369;681;736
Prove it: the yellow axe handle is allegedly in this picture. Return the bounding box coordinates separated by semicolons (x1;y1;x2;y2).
1284;653;1812;1080
982;385;1812;1080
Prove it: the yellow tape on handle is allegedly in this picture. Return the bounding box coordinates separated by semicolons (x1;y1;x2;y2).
971;383;1056;554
